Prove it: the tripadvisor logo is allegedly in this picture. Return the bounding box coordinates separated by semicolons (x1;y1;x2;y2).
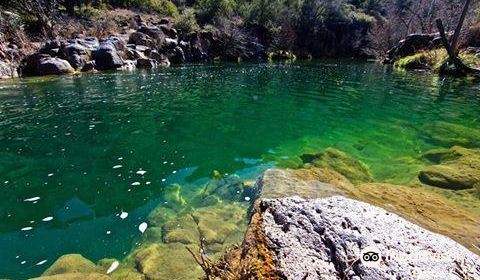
360;246;381;267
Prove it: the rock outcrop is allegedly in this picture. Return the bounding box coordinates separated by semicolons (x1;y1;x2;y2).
207;168;480;279
259;196;480;280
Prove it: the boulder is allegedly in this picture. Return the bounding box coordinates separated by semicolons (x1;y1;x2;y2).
78;37;100;51
81;61;96;72
419;146;480;190
136;58;158;69
61;43;90;69
160;25;178;39
167;46;185;64
385;33;441;63
149;51;170;67
301;148;373;184
128;32;154;48
138;26;165;41
36;56;75;75
257;196;480;280
42;254;99;276
93;42;123;71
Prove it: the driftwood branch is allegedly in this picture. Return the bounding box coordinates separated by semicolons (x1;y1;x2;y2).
451;0;472;54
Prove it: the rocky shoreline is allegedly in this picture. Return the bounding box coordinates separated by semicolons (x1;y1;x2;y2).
0;15;268;80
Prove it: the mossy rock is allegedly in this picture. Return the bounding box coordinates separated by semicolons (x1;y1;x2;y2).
161;184;186;211
191;203;247;245
162;214;199;245
42;254;100;276
419;146;480;190
32;273;112;280
97;259;144;280
147;206;176;227
421;121;480;148
301;148;372;184
133;243;203;280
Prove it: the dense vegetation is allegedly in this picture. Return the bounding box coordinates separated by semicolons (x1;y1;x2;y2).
0;0;479;58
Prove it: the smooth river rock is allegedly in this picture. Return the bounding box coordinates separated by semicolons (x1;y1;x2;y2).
260;196;480;280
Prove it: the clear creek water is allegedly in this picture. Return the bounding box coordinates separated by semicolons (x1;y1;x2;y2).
0;61;479;278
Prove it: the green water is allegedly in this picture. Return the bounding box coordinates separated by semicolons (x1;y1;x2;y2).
0;61;480;279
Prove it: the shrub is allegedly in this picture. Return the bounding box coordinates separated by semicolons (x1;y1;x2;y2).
174;8;199;33
195;0;235;24
108;0;179;17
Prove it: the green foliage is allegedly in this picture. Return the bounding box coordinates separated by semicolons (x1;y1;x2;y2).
195;0;236;23
174;8;199;32
108;0;179;17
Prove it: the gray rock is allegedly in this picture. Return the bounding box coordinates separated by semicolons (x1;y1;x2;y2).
260;196;480;280
36;57;75;75
81;61;95;72
136;58;157;69
93;42;123;71
128;32;154;47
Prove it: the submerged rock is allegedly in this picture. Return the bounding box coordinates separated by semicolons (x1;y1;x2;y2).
254;168;347;199
133;243;203;280
422;121;480;148
32;273;112;280
301;148;373;184
41;254;99;276
258;196;480;280
419;146;480;190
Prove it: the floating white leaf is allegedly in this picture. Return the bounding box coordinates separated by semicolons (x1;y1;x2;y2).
136;170;147;175
24;197;40;202
120;211;128;219
36;260;47;266
106;261;120;274
42;217;53;222
138;222;148;233
112;165;123;169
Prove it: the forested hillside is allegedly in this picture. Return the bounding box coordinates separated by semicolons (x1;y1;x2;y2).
1;0;478;59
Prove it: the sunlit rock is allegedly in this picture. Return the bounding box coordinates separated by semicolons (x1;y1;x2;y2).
301;147;373;184
191;203;246;246
254;168;347;200
41;254;99;276
97;259;144;280
162;214;199;244
133;243;203;280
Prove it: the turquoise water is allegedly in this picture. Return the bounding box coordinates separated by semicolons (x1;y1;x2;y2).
0;61;480;278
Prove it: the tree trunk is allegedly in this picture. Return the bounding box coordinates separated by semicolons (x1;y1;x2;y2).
450;0;472;54
436;19;480;75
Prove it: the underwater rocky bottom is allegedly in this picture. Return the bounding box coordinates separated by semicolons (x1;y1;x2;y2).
31;140;480;280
